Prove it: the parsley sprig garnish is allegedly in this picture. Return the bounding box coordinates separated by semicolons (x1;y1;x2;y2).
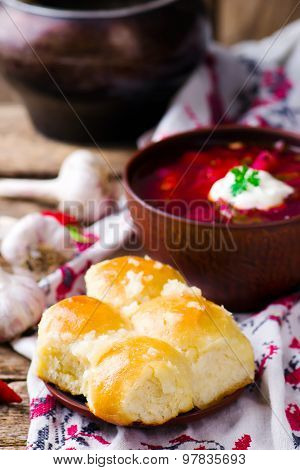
231;165;260;197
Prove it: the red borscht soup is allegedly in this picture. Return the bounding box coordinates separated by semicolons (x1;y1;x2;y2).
132;141;300;224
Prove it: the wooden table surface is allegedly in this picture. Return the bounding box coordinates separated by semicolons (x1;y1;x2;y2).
0;103;132;450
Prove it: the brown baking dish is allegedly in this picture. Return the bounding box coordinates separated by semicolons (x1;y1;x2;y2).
124;126;300;312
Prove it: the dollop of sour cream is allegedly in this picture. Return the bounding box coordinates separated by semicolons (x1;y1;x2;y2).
209;166;294;211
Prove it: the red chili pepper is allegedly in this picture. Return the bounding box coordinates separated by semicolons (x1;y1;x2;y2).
0;380;22;404
41;211;79;226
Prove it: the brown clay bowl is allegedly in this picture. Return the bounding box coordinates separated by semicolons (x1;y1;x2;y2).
124;125;300;312
0;0;208;143
45;382;245;428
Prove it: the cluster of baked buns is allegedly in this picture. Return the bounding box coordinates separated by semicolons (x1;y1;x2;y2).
36;256;255;426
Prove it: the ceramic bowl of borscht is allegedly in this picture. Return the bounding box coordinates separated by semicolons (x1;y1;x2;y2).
124;126;300;312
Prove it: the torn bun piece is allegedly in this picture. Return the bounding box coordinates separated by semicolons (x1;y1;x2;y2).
36;296;129;395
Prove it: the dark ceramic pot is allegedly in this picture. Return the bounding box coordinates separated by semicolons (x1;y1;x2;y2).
0;0;208;143
124;126;300;312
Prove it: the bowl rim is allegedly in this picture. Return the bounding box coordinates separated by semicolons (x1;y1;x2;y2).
1;0;181;19
124;124;300;230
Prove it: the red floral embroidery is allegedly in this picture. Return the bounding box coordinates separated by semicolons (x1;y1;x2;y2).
65;424;110;446
142;435;224;451
169;435;193;445
183;104;202;129
286;404;300;432
269;315;282;325
56;261;91;300
30;395;56;419
262;67;292;101
67;425;78;437
232;434;252;450
285;368;300;387
289;338;300;349
256;343;279;379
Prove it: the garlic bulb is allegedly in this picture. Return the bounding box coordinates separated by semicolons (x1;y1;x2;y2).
0;269;45;342
0;150;117;223
1;213;76;276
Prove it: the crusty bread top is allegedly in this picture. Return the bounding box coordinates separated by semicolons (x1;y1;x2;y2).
131;294;240;354
85;256;184;311
39;295;128;342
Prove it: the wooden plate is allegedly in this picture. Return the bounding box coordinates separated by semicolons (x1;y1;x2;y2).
45;382;245;428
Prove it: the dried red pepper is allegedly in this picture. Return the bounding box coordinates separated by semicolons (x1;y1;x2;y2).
41;210;79;226
0;380;22;404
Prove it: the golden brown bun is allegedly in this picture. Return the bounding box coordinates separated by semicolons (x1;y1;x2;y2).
38;296;128;339
86;337;193;426
85;256;185;316
131;283;255;408
36;256;255;426
36;296;129;395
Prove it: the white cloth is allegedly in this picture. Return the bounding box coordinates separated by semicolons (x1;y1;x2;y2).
16;296;300;450
139;20;300;147
13;21;300;450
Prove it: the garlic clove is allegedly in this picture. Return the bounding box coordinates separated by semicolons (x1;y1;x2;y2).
57;150;118;223
0;150;119;224
0;269;45;343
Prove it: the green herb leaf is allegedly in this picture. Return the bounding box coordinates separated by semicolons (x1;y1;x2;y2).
67;225;90;243
230;165;261;197
247;170;260;187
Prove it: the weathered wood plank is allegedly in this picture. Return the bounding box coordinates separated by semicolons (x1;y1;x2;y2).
0;200;50;218
0;381;29;449
215;0;300;45
0;344;29;381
